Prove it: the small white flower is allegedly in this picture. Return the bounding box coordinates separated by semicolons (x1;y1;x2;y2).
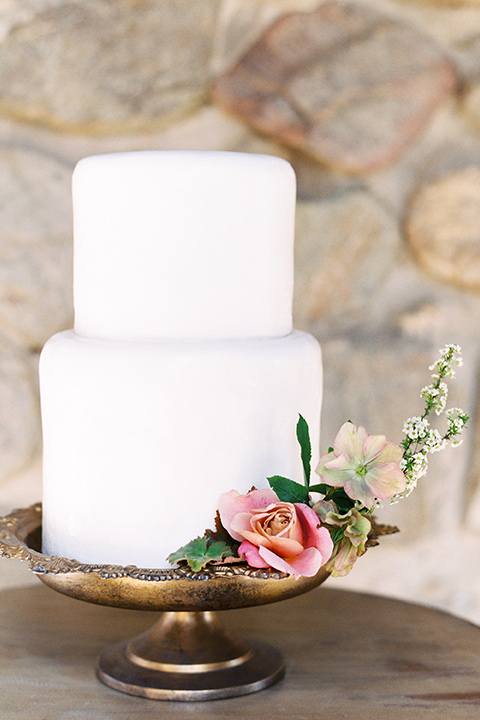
424;429;446;453
429;344;462;380
446;407;469;439
434;394;447;416
446;407;467;423
411;451;428;476
420;384;439;399
443;343;461;354
420;379;448;415
398;344;466;501
399;451;428;496
402;416;429;441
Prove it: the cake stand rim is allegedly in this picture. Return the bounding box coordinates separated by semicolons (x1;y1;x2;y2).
0;503;331;611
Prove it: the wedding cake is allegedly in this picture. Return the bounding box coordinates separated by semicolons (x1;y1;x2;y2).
40;151;323;568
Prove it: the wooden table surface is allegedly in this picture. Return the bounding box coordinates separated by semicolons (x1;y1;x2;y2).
1;569;479;719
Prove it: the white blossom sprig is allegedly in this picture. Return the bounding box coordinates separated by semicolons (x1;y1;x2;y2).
397;344;468;498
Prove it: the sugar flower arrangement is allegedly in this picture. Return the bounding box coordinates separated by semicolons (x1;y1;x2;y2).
169;344;468;579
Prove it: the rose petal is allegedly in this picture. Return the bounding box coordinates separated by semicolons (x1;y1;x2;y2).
285;546;325;577
283;515;303;544
333;422;368;464
230;511;258;538
257;545;294;573
218;489;279;541
237;528;275;550
268;534;305;557
238;540;271;568
258;545;323;578
238;528;303;556
295;503;334;559
251;503;300;542
269;504;303;544
244;489;281;509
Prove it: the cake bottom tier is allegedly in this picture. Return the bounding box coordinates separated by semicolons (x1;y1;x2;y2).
40;330;322;568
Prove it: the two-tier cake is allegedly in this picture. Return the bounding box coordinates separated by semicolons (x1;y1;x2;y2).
40;151;323;568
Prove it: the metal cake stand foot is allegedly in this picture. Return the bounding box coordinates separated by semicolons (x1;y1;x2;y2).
96;610;284;700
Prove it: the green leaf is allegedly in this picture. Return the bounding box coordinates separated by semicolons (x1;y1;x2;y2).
309;483;330;494
334;493;356;514
205;517;240;556
167;537;207;571
268;475;309;504
296;415;312;488
167;536;236;572
203;538;237;563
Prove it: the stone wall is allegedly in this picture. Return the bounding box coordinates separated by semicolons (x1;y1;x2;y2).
0;0;479;621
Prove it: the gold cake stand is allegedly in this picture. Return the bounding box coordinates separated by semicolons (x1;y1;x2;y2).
0;504;335;701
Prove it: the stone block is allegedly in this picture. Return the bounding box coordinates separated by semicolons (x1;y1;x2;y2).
294;190;400;327
0;0;219;132
406;166;480;292
0;146;73;349
213;2;458;173
463;83;480;129
0;335;40;485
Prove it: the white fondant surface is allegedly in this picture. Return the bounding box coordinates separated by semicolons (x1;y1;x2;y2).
73;151;295;341
40;330;322;568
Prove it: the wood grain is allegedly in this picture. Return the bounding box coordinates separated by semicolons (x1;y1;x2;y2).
0;580;479;719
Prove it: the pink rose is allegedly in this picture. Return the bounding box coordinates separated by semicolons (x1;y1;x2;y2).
218;489;333;579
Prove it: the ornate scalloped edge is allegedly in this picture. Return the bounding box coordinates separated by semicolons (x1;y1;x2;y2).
0;504;290;581
0;504;398;583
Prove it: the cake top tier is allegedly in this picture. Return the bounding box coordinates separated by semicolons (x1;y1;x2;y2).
73;151;296;341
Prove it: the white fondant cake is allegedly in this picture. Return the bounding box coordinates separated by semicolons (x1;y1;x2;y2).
73;151;295;341
40;151;323;568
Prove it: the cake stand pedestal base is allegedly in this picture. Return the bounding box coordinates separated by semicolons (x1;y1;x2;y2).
96;610;284;700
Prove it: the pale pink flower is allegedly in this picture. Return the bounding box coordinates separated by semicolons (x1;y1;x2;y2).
315;422;406;509
218;488;333;579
